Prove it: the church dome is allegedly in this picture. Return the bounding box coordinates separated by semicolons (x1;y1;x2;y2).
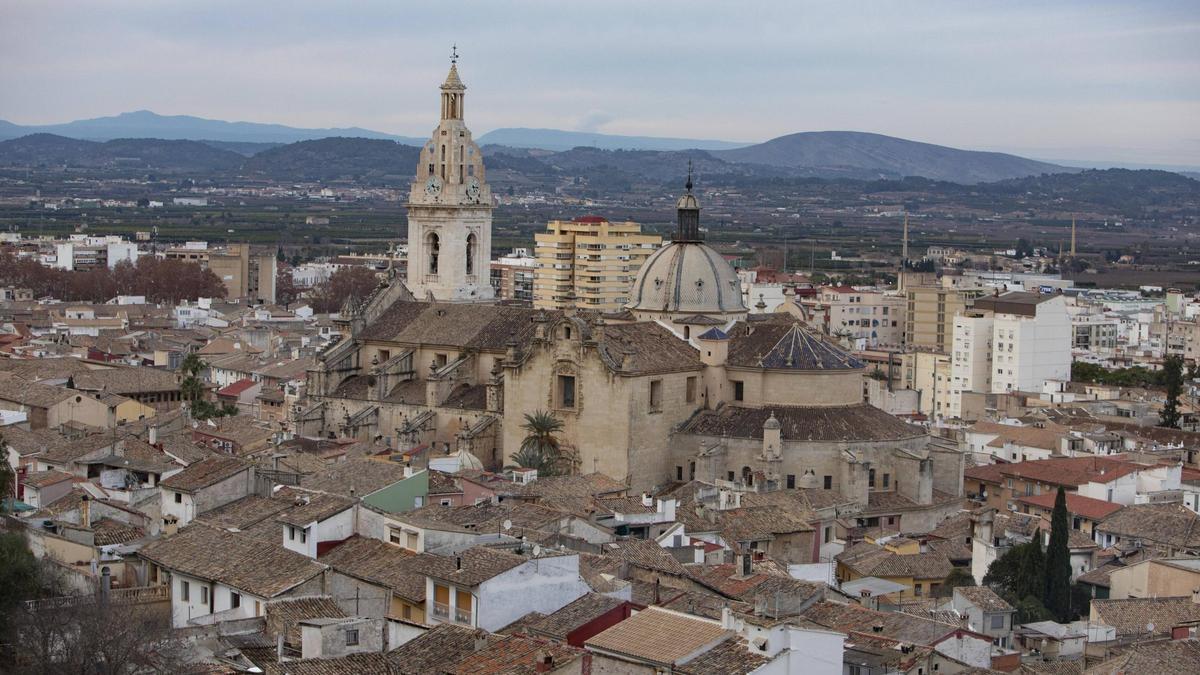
625;242;745;317
625;168;747;320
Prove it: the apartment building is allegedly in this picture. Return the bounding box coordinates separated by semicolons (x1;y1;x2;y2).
947;292;1071;419
489;248;536;302
532;216;660;311
167;242;277;303
799;286;906;348
903;281;984;352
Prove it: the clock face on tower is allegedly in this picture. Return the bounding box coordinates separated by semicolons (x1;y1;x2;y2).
425;176;442;196
465;177;481;201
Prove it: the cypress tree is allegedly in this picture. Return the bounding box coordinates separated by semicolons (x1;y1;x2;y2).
1015;530;1045;601
1044;486;1073;620
1160;355;1184;429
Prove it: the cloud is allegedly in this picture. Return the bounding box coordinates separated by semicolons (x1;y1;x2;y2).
576;111;615;133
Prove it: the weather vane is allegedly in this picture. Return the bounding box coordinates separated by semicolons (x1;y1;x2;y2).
451;44;459;65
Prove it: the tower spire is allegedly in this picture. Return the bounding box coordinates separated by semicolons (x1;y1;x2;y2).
674;163;701;242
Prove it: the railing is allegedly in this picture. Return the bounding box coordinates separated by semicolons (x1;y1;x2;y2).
24;584;169;612
454;606;473;625
431;601;450;621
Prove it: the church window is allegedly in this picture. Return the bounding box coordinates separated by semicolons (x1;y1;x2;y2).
676;466;683;481
685;377;696;403
727;471;735;482
466;233;477;276
732;380;744;401
557;375;576;409
787;474;796;489
649;380;663;411
824;475;833;489
883;473;890;488
563;326;572;340
869;469;876;488
426;232;440;275
741;466;753;486
428;163;435;175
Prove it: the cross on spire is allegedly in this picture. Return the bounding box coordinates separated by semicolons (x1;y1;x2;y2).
686;160;694;193
450;44;459;64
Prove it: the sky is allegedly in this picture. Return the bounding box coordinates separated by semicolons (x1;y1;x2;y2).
3;0;1199;166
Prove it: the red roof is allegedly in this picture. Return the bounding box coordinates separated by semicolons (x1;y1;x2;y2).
217;378;257;397
1014;492;1124;521
572;215;606;224
994;457;1141;487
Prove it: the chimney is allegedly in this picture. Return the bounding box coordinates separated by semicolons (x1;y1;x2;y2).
641;492;653;508
741;552;752;577
474;636;488;652
148;425;158;446
99;566;111;604
80;494;91;528
455;556;462;570
1193;588;1200;605
535;650;554;673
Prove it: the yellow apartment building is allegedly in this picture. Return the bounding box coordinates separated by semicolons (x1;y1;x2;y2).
533;216;661;311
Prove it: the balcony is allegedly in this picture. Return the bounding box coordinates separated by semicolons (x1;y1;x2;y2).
454;606;473;625
432;601;450;621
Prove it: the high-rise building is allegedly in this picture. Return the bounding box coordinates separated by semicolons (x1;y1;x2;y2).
207;243;277;304
405;53;494;302
532;216;660;311
903;280;985;353
948;292;1071;419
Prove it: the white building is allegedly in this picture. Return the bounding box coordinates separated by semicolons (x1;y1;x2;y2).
949;312;994;419
949;292;1071;418
798;286;906;349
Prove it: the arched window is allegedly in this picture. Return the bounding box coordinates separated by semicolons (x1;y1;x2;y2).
465;233;476;276
684;326;691;339
742;466;753;486
427;232;440;275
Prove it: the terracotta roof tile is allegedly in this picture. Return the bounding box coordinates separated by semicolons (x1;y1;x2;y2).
160;455;250;493
1091;596;1200;637
138;523;326;598
264;596;346;647
585;607;732;667
317;536;425;602
681;404;924;442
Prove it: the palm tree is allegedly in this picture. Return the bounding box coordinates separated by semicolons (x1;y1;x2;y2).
510;411;564;476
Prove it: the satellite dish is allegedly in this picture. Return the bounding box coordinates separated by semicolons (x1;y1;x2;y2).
502;519;512;531
1146;622;1155;633
533;545;542;557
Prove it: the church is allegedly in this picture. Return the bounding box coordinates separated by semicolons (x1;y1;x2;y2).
301;58;963;529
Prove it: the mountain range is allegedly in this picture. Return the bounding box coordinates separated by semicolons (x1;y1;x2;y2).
0;109;1108;183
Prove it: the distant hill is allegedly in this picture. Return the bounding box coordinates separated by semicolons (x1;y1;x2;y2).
714;131;1072;183
240;137;422;182
476;127;747;152
0;133;243;172
0;110;427;145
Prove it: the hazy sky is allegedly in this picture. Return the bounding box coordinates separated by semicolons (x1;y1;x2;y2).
3;0;1199;165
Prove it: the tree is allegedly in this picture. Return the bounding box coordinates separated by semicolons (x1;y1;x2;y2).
984;532;1044;602
508;411;565;476
0;431;14;510
934;567;976;598
308;266;380;313
1044;487;1073;620
1160;355;1184;429
276;265;301;306
0;532;40;638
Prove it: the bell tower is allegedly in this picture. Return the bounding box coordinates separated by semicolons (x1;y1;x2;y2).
405;47;494;302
